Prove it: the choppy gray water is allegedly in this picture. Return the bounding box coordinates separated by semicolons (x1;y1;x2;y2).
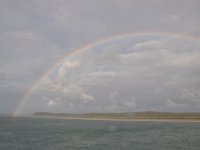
0;116;200;150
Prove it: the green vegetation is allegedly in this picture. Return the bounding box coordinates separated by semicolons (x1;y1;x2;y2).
33;112;200;120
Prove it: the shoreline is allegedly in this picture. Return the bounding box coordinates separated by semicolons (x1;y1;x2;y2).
32;112;200;123
65;118;200;122
34;116;200;123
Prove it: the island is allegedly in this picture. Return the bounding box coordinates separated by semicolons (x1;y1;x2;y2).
32;112;200;122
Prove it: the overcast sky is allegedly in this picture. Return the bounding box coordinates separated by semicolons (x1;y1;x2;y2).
0;0;200;114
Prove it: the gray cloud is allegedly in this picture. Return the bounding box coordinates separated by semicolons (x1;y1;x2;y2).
0;0;200;114
17;34;200;114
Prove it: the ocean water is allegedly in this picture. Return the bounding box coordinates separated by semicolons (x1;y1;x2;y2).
0;117;200;150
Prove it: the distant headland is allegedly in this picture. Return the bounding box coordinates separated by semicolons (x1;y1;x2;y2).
32;112;200;122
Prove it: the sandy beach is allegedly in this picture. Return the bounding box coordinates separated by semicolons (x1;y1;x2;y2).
48;117;200;123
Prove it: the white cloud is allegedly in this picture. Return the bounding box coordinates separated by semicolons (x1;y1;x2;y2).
124;99;137;108
48;100;56;107
41;74;94;105
81;71;117;83
58;61;80;77
133;40;164;50
81;93;94;103
43;96;58;107
166;99;187;108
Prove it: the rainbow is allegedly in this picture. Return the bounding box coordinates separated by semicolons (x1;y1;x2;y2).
12;31;200;116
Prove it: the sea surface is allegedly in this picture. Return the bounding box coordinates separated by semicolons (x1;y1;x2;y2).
0;116;200;150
